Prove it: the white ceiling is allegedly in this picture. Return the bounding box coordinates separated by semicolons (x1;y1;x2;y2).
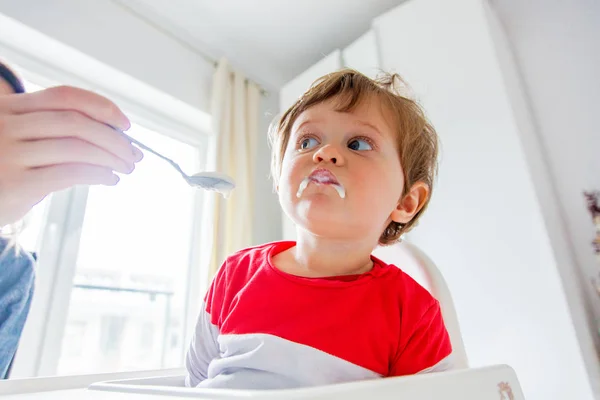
117;0;406;90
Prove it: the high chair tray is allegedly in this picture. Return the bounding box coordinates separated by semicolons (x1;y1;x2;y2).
89;364;525;399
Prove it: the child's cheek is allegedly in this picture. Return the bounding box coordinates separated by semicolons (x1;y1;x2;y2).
281;153;303;181
278;156;301;198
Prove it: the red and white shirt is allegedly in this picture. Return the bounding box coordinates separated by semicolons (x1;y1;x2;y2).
185;241;453;389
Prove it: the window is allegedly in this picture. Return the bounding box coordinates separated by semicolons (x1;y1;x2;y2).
15;197;51;253
10;71;209;378
55;124;200;375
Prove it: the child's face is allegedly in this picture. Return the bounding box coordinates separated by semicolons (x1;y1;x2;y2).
278;96;407;243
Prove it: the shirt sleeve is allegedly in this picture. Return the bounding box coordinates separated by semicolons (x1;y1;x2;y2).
389;301;453;376
184;262;226;387
0;239;36;379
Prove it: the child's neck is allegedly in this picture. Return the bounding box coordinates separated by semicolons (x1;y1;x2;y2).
278;233;376;278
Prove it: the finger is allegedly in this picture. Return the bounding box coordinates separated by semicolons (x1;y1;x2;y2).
20;164;120;199
4;111;139;165
132;145;144;162
14;138;135;174
0;85;130;130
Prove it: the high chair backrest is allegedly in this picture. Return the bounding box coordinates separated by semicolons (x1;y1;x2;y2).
374;241;469;369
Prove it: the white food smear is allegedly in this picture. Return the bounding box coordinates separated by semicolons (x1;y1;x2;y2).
296;178;310;198
331;184;346;199
296;177;346;199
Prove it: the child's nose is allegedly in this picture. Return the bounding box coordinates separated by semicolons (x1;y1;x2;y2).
313;144;343;165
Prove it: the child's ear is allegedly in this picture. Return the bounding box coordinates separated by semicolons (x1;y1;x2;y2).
390;182;430;224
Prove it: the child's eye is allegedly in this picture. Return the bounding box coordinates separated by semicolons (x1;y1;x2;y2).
299;137;319;150
348;138;373;151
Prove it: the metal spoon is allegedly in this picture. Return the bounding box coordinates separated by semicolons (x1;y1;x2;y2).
120;131;235;198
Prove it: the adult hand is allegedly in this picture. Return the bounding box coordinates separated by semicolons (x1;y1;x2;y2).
0;86;143;226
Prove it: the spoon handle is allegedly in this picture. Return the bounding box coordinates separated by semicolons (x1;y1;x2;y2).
120;131;190;182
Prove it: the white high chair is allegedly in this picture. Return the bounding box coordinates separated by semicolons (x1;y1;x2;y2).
386;240;470;369
86;241;525;399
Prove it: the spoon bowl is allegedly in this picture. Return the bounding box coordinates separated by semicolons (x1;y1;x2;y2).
188;172;235;198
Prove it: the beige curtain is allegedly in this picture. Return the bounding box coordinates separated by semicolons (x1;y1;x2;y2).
207;58;261;280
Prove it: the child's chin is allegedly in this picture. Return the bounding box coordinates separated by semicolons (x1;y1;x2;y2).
297;209;345;231
298;199;341;216
297;191;343;207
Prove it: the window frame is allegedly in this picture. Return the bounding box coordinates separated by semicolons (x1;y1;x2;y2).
1;14;213;377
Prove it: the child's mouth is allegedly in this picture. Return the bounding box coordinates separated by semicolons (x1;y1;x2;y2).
296;169;346;199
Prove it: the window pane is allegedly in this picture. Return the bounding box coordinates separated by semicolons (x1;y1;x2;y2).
17;196;52;253
56;124;200;375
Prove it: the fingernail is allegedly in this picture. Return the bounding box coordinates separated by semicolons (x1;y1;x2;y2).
111;174;120;185
121;117;131;131
132;146;144;162
124;162;135;174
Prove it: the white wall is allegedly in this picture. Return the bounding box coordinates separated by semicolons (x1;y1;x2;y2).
342;30;380;79
279;49;343;111
0;0;281;245
374;0;594;399
253;93;282;245
491;0;600;347
483;2;600;396
491;2;600;278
